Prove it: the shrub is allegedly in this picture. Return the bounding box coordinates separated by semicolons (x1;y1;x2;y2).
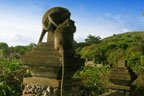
0;57;25;96
73;65;110;95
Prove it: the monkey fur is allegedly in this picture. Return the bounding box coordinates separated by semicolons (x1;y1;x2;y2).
54;18;76;57
39;7;71;43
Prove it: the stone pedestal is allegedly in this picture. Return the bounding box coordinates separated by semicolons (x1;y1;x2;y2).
117;58;126;68
21;42;61;96
21;42;84;96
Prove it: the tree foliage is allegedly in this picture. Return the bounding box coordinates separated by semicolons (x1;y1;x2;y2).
85;34;101;45
77;32;144;95
0;42;37;58
0;57;25;96
73;65;110;95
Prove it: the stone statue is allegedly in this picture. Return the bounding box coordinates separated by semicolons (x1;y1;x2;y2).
38;7;71;43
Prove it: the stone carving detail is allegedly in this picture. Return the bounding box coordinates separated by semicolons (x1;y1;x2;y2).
23;85;87;96
23;85;59;96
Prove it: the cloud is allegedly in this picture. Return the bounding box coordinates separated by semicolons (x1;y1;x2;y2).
0;17;42;46
0;1;43;46
0;1;144;46
74;14;144;42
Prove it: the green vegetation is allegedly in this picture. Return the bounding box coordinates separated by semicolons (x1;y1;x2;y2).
0;32;144;95
0;42;35;96
73;65;110;95
0;57;24;96
0;42;36;59
76;31;144;95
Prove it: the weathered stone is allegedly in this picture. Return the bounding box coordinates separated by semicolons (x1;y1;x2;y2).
108;84;130;92
27;51;59;57
117;58;126;68
108;59;133;95
23;77;60;87
23;84;59;96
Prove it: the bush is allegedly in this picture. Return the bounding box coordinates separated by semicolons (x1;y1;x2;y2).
73;65;110;95
0;57;25;96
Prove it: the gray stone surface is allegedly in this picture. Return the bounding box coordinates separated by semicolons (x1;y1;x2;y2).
108;60;132;95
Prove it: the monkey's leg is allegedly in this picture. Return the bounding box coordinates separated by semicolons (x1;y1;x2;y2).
38;30;47;43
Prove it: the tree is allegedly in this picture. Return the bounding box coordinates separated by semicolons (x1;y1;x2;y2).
26;43;37;51
85;34;101;45
0;42;9;56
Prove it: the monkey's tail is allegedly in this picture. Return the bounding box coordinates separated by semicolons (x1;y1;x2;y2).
61;50;64;96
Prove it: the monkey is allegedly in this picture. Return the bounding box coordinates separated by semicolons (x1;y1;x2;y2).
54;18;76;96
54;18;76;57
38;7;71;43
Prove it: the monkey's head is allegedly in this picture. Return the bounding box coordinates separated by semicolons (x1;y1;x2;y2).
57;19;76;33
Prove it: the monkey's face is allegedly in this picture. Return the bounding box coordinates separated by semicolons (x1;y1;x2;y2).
63;19;76;33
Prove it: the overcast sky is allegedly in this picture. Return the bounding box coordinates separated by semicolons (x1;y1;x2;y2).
0;0;144;46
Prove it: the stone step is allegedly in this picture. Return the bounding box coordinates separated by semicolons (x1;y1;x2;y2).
21;56;60;66
111;68;128;72
22;55;60;61
23;77;61;87
38;42;54;48
99;90;126;96
108;84;130;92
24;65;61;73
32;47;55;52
110;71;129;75
24;65;78;76
109;79;131;86
109;74;131;80
31;71;75;80
30;71;62;79
25;51;60;57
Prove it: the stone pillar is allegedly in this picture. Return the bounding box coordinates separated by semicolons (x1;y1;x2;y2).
117;58;126;68
21;42;62;96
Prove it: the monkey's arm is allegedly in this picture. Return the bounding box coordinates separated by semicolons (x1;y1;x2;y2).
38;30;47;43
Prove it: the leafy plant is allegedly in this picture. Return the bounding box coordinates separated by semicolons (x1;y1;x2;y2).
0;57;25;96
73;65;110;95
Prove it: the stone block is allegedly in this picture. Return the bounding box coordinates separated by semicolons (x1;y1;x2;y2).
108;84;130;92
23;77;61;87
21;56;60;65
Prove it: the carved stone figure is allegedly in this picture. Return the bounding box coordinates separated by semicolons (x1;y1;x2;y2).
38;7;71;43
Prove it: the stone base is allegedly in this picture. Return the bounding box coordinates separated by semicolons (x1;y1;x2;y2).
23;84;59;96
22;77;84;96
23;77;61;87
23;77;61;96
23;85;83;96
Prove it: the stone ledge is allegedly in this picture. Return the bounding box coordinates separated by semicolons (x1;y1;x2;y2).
108;84;130;92
23;77;61;87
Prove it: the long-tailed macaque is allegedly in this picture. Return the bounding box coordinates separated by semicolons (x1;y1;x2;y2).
54;18;76;96
54;18;76;57
38;7;71;43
